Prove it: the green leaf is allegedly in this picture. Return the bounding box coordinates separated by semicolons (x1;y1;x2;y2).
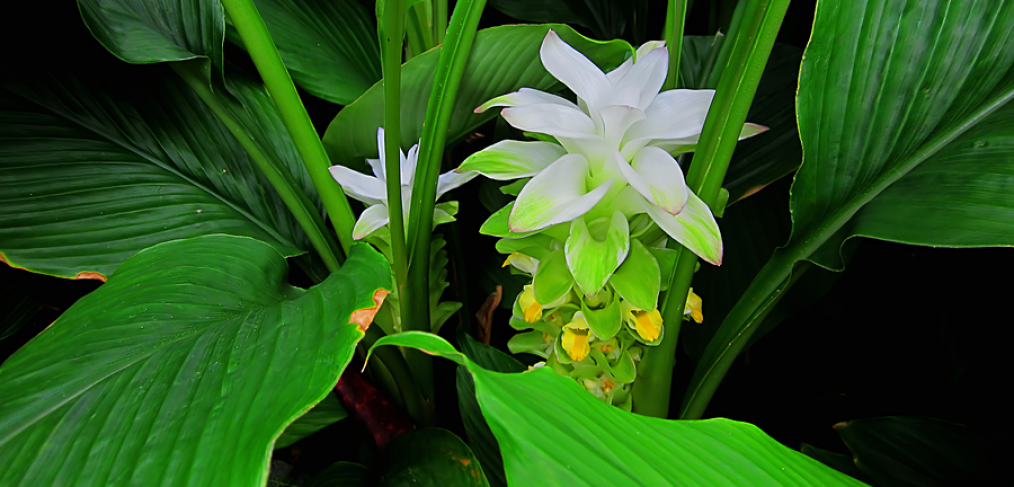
305;462;372;487
369;332;867;486
532;249;573;305
609;239;661;311
379;428;489;487
0;65;313;279
274;391;348;450
800;444;871;484
456;332;524;487
723;44;804;203
323;24;631;172
833;417;1000;487
225;0;381;105
565;212;629;296
791;1;1014;267
78;0;224;73
486;0;628;40
681;0;1014;420
0;236;390;487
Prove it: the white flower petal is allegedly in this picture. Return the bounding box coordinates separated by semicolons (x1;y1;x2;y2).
476;87;580;113
502;103;597;140
615;147;688;215
366;158;385;180
607;40;668;85
436;168;478;197
540;30;611;108
609;46;668;110
401;143;419;186
456;140;567;180
353;204;390;240
509;153;612;232
595;105;646;148
329;165;386;206
621;89;715;156
643;191;722;265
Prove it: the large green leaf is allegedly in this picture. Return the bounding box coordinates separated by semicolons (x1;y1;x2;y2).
0;64;315;279
225;0;381;105
370;332;866;486
830;416;1000;487
274;391;348;449
322;24;631;172
681;0;1014;419
78;0;224;73
791;1;1014;266
0;236;390;487
379;428;489;487
485;0;628;40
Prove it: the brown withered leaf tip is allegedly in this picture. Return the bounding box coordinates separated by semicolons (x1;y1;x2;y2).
350;289;390;332
474;285;502;345
74;272;107;282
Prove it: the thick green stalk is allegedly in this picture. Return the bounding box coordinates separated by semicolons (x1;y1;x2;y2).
220;0;357;255
172;63;342;272
434;0;448;45
706;0;748;88
679;83;1014;419
381;0;411;302
401;0;487;410
662;0;688;91
631;0;790;418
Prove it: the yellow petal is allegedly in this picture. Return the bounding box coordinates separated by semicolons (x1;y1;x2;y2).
685;288;704;324
502;254;513;267
519;285;543;323
634;309;663;342
562;327;590;361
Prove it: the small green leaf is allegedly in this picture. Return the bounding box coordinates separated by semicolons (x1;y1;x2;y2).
581;299;621;340
532;250;573;305
609;240;661;311
274;391;348;450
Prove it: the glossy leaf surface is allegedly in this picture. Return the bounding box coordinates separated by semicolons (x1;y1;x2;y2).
225;0;381;104
0;66;313;279
323;24;631;172
0;236;390;487
369;332;867;487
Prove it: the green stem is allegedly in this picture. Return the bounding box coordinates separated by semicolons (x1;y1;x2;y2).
679;83;1014;419
361;326;430;424
220;0;357;256
631;0;790;418
171;63;343;272
381;0;411;304
662;0;688;91
434;0;448;45
706;0;748;88
402;0;487;413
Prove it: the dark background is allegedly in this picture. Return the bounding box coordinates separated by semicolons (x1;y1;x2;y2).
2;0;1008;477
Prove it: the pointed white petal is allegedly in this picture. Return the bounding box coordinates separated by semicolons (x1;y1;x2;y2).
615;147;688;214
540;30;611;108
604;41;665;85
595;105;646;148
353;204;390;240
376;128;388;180
644;191;722;265
610;47;668;109
621;89;715;155
401;143;419;186
456;140;567;180
476;87;580;113
328;165;386;206
366;158;385;180
509;154;612;232
502;103;597;140
436;168;478;197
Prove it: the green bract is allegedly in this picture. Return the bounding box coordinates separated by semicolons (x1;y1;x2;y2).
458;29;764;406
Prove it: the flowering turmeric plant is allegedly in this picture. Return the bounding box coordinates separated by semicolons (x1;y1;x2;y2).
1;0;1011;486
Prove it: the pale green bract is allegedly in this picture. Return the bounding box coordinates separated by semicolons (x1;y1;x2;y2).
458;30;765;407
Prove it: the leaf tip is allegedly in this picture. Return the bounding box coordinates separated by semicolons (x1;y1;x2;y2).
350;289;390;332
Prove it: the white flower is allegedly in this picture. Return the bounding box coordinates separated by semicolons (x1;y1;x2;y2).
329;128;477;240
458;30;766;265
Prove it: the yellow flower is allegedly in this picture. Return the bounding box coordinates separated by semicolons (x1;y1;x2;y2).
621;301;663;342
561;312;591;362
519;284;543;323
684;288;703;323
